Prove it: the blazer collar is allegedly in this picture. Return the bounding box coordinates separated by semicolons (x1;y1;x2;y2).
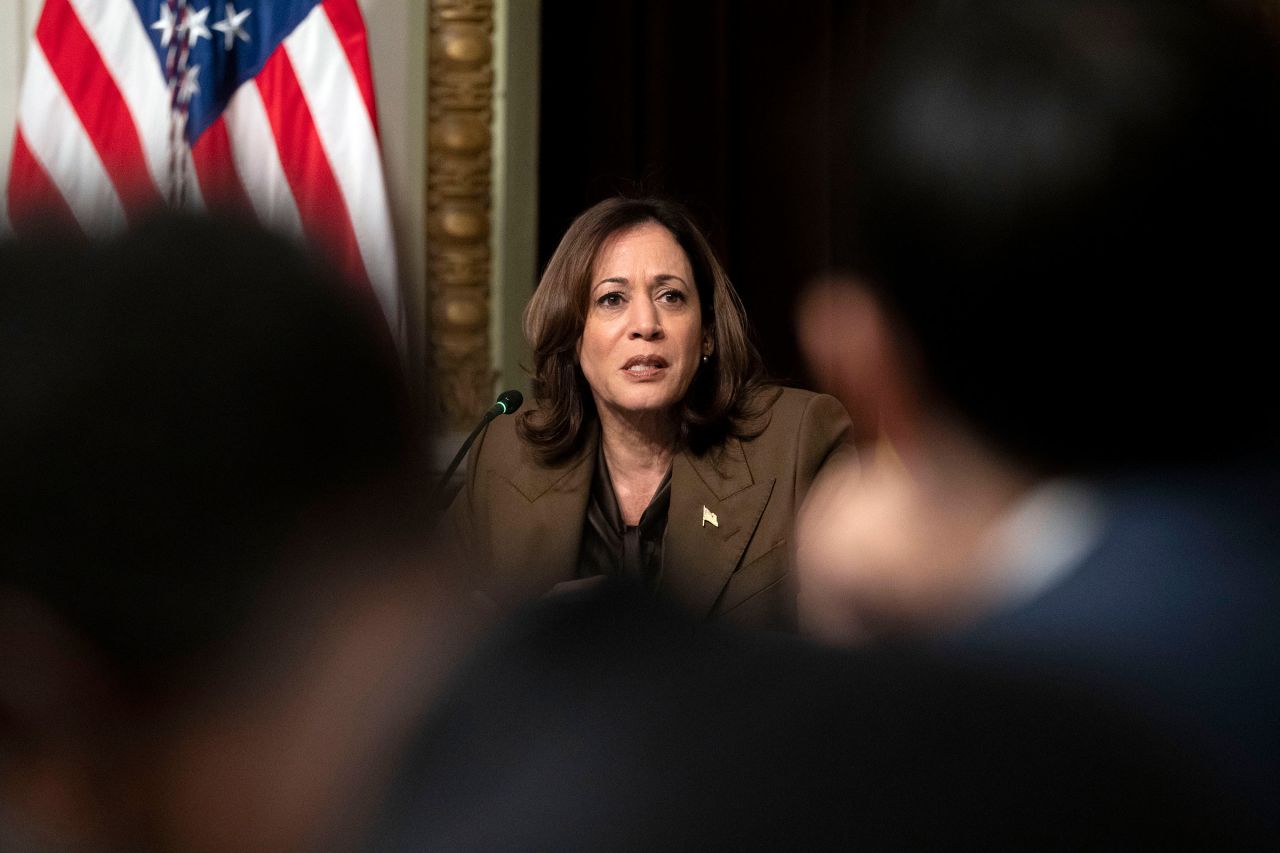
663;438;776;618
505;423;598;503
490;426;597;600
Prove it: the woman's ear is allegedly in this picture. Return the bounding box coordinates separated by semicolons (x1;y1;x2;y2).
702;330;714;358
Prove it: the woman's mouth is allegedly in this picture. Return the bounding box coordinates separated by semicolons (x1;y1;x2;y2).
622;355;669;377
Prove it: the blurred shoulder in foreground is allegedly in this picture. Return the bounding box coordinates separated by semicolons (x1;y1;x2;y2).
362;580;1231;851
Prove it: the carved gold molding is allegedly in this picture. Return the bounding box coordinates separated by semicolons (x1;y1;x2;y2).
426;0;494;431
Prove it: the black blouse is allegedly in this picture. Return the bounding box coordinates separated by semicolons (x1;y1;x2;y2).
577;442;672;591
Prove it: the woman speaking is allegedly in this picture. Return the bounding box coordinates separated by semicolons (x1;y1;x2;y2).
446;197;850;630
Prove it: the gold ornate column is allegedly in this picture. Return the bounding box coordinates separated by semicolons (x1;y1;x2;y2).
426;0;494;431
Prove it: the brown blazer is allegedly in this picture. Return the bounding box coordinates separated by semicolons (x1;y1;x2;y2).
445;386;852;630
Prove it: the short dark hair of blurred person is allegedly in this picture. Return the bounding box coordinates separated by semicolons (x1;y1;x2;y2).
0;214;480;853
446;196;852;630
796;0;1279;836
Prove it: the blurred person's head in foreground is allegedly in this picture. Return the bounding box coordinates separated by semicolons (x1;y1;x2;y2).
0;214;470;852
796;0;1280;637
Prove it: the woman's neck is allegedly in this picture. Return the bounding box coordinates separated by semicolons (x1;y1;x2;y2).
596;405;678;476
596;406;677;525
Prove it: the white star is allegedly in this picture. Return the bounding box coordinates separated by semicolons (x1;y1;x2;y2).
178;64;201;103
178;5;212;49
212;3;253;51
151;5;177;47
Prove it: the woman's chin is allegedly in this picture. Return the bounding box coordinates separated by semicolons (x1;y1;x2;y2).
599;390;684;421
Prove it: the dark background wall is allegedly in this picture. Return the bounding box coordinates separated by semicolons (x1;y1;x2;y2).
537;1;1280;390
538;1;912;386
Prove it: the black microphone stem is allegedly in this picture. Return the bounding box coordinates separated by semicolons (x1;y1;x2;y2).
434;409;498;503
432;390;523;507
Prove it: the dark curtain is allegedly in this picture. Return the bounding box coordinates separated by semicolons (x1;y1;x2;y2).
538;1;911;385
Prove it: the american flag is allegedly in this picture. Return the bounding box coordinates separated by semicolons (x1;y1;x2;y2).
5;0;402;338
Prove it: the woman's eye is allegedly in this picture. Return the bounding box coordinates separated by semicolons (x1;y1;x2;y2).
596;292;624;308
658;290;686;304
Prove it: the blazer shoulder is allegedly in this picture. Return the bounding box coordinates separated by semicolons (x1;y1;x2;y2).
743;386;851;450
470;407;527;475
471;407;596;502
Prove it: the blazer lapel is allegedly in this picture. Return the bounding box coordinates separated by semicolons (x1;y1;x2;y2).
664;439;775;618
488;429;596;603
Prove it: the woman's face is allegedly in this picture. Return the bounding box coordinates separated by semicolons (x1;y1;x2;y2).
578;222;708;422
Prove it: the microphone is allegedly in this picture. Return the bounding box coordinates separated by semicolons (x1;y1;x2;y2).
434;390;524;504
489;388;524;418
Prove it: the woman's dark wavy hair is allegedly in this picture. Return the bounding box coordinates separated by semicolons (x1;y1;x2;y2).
519;197;767;465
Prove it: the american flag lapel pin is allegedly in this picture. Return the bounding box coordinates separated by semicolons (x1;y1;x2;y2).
701;505;719;528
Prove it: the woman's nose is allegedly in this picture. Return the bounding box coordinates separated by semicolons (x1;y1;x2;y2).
627;301;663;339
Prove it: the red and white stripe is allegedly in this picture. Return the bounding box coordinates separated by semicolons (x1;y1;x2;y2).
5;0;402;341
